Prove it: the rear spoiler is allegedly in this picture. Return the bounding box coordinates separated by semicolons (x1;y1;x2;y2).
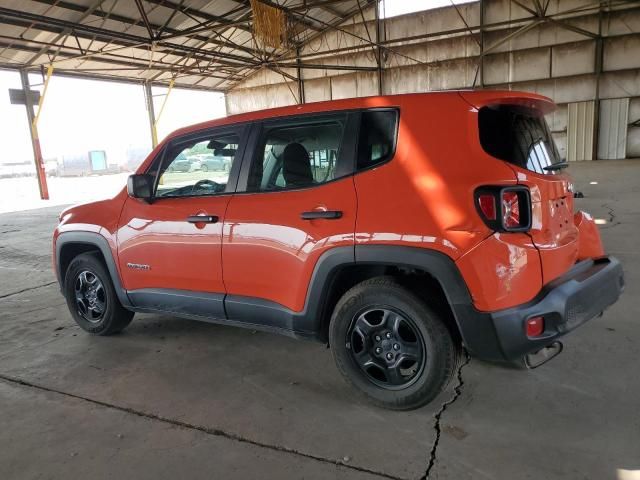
457;90;556;114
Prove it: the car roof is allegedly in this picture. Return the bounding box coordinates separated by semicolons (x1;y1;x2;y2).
168;90;554;141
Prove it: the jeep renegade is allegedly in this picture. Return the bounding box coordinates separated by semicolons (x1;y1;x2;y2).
53;91;624;410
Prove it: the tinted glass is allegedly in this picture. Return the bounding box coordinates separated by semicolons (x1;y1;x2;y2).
479;105;562;174
155;133;239;198
249;116;346;191
357;110;398;170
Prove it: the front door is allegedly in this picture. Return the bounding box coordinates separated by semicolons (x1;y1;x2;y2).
117;125;247;317
222;113;359;327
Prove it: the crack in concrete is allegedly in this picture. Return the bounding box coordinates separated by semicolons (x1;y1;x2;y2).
0;282;58;299
603;203;617;223
0;373;404;480
600;203;622;230
421;350;471;480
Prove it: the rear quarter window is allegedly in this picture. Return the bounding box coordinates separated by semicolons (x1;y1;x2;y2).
479;105;562;174
357;110;398;170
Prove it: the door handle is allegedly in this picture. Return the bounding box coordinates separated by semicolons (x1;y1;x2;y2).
300;210;343;220
186;215;219;224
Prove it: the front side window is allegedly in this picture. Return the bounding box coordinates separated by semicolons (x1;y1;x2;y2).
248;116;346;192
155;133;239;198
357;110;398;170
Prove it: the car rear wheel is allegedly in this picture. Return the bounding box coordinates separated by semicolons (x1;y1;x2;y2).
201;164;209;172
329;277;459;410
63;252;134;335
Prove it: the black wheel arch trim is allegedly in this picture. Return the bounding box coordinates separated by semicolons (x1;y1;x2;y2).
228;245;502;360
55;231;133;308
353;245;503;360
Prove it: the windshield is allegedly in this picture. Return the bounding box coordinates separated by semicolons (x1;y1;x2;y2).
479;105;563;174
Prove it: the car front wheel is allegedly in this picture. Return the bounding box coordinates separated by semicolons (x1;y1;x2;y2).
63;252;134;335
329;277;460;410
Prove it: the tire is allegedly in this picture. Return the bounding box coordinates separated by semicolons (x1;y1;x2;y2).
63;252;134;335
329;277;459;410
201;164;209;172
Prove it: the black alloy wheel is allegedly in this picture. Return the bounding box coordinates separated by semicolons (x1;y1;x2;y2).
74;270;107;322
347;307;426;389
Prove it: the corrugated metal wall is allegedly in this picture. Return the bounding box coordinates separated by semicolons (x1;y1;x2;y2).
567;101;595;162
598;98;629;159
226;1;640;160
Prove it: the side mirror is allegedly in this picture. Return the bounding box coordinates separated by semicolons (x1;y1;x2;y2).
127;174;153;201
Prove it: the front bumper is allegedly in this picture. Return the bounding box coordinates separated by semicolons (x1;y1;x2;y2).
487;256;624;362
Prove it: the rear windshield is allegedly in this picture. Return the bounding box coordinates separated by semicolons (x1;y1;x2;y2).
479;105;562;174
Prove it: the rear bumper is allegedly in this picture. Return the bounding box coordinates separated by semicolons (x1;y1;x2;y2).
463;256;624;363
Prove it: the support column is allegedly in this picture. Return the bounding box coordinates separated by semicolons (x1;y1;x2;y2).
593;6;604;160
479;0;485;88
375;0;384;95
20;69;49;200
296;47;305;104
144;79;174;148
143;81;158;148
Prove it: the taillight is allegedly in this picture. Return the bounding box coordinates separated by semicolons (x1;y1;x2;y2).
478;194;496;221
475;186;531;232
502;191;520;228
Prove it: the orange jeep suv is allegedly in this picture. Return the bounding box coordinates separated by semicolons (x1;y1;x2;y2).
53;91;624;410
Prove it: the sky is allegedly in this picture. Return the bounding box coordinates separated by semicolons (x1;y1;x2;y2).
381;0;476;18
0;70;226;168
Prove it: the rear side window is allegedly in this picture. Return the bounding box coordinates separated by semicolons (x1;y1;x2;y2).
357;110;398;170
248;115;346;192
479;106;562;174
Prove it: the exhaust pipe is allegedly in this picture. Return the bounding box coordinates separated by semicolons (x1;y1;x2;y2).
525;341;563;369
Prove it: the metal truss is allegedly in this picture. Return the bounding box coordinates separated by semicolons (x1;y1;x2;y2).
0;0;638;92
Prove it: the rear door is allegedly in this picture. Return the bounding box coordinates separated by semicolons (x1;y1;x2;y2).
222;112;359;324
477;101;578;284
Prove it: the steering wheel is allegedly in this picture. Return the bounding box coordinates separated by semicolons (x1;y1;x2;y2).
192;179;221;193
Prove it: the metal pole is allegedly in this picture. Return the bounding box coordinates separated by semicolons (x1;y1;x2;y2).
19;69;49;200
296;47;305;104
479;0;485;88
593;5;603;160
144;81;157;148
375;0;383;95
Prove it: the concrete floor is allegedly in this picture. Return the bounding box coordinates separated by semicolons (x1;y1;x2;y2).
1;160;639;480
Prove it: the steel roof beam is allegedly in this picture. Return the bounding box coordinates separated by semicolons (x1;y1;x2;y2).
143;0;252;32
266;62;377;71
23;0;108;65
30;0;260;58
0;63;223;91
0;36;241;79
0;40;246;81
134;0;155;39
0;7;259;67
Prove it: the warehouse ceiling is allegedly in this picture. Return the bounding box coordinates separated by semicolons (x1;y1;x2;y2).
0;0;375;91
